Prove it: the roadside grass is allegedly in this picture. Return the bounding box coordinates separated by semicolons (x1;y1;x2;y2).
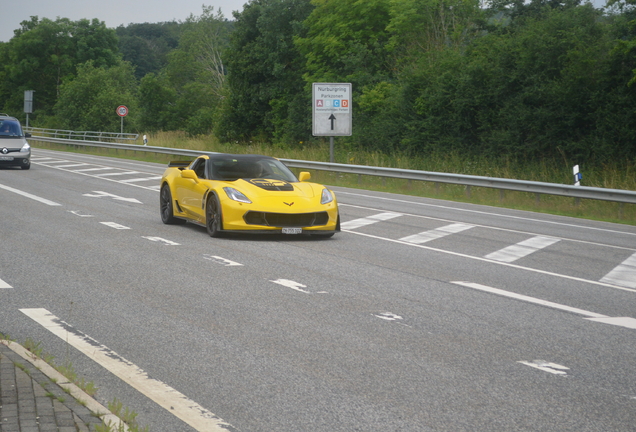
95;398;149;432
31;133;636;225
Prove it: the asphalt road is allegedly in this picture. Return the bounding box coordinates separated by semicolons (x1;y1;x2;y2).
1;148;635;432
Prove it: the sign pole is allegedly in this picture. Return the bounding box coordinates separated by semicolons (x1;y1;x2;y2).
330;137;334;163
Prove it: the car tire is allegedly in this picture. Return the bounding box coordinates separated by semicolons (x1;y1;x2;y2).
21;162;30;170
206;194;223;238
160;184;185;225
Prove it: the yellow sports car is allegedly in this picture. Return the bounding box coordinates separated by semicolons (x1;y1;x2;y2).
160;154;340;237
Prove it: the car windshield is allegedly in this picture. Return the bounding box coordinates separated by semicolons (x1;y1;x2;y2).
209;156;299;182
0;120;23;137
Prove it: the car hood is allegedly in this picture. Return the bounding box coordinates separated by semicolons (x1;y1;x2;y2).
234;178;320;198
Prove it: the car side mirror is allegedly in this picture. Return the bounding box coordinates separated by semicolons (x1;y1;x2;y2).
25;133;31;138
181;169;198;181
298;172;311;182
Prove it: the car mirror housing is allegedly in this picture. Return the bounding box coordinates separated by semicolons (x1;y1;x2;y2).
298;172;311;182
181;169;198;180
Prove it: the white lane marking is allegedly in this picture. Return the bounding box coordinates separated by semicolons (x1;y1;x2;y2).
452;281;607;318
0;278;12;289
341;212;402;230
73;167;113;172
54;163;90;169
142;236;180;246
518;360;569;375
600;252;636;289
485;236;561;263
119;176;162;183
39;160;70;165
453;281;636;330
271;279;310;294
400;223;474;244
100;222;130;230
585;317;636;329
345;230;636;294
68;210;94;217
342;203;636;252
32;159;160;192
203;255;243;266
95;171;140;177
20;308;235;432
83;191;142;204
0;183;61;206
337;194;636;238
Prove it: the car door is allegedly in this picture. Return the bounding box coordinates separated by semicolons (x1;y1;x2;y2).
175;158;209;222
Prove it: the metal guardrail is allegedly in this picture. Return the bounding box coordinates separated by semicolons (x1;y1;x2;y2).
25;127;138;143
27;135;636;205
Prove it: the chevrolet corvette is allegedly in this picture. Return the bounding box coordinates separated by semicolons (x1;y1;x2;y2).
160;154;340;237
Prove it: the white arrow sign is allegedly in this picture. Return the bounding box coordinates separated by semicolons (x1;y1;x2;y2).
203;255;243;266
68;210;94;218
83;191;142;204
271;279;310;294
142;237;180;246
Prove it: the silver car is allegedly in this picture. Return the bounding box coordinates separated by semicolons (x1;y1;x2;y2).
0;114;31;170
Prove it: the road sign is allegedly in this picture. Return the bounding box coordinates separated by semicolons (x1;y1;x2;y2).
24;90;34;114
116;105;128;117
312;83;352;136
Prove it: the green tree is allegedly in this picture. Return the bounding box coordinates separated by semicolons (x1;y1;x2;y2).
54;61;138;132
398;4;612;160
138;72;177;131
0;17;119;119
352;0;484;152
161;6;231;135
116;22;180;80
220;0;314;142
295;0;392;87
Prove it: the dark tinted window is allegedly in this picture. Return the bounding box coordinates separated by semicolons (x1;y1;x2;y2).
210;156;298;182
0;120;22;137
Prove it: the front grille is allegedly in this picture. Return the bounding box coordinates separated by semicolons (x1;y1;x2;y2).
244;211;329;227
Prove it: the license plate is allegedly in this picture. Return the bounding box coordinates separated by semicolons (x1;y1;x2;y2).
0;156;13;161
282;227;302;234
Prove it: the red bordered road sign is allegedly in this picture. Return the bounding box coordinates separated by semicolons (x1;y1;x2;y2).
116;105;128;117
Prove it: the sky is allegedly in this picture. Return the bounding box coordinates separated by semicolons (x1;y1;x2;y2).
1;0;249;43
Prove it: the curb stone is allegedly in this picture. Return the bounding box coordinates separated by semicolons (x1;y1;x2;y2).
0;340;128;431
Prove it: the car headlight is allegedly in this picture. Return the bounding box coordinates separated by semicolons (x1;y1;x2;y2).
321;188;334;204
224;187;252;203
20;142;30;153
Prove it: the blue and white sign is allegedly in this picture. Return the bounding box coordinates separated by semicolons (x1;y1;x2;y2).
312;83;352;136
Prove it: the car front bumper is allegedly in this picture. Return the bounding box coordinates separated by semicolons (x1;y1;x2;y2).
219;195;339;233
0;152;30;168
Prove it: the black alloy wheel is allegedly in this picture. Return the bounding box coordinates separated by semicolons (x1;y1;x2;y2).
206;194;223;237
160;184;185;225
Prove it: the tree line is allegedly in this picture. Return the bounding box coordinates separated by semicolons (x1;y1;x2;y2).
1;0;635;163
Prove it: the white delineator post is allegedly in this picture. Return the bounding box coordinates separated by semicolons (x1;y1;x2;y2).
573;165;581;186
